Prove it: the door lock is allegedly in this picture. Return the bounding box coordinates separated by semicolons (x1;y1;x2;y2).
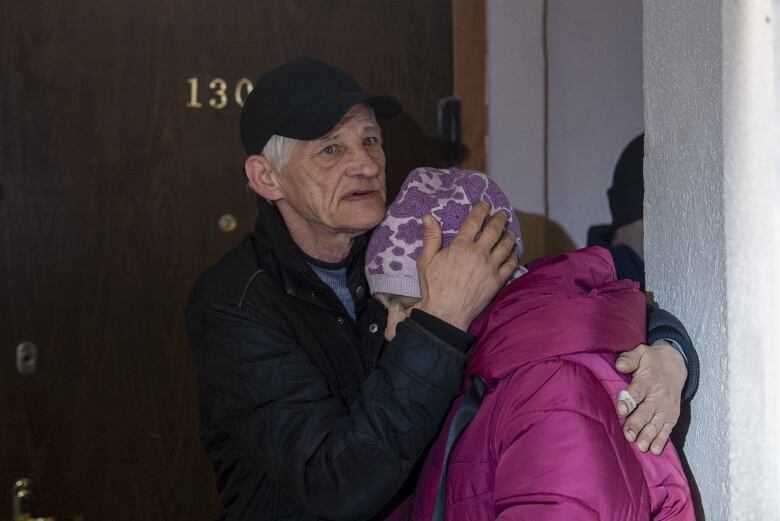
16;342;38;375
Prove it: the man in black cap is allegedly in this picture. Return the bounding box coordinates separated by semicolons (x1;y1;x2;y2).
187;59;519;521
187;61;695;520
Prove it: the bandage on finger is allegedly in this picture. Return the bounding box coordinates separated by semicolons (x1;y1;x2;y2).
618;390;637;415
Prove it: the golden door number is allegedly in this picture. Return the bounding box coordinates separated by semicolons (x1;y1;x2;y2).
186;77;253;109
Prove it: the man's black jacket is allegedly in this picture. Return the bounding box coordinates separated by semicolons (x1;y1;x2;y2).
186;201;473;521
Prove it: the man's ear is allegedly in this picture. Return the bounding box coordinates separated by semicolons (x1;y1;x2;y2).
245;155;283;201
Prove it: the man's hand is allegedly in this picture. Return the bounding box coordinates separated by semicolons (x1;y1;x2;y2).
417;201;519;331
615;340;687;455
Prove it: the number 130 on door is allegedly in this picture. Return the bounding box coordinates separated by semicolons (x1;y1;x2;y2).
186;77;253;109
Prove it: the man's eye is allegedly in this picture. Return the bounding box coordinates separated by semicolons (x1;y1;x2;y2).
322;145;337;155
363;137;378;147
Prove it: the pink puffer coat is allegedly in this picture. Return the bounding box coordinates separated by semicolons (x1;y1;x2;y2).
400;247;694;520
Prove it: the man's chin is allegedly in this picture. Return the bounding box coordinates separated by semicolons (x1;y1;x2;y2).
356;213;386;233
339;197;385;226
338;208;385;234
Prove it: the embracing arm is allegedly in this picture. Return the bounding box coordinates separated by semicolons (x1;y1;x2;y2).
646;305;700;401
188;296;468;521
615;303;700;455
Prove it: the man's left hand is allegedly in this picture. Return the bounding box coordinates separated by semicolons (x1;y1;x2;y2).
615;341;687;455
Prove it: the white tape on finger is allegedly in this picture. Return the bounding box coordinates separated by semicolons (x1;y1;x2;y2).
618;390;637;415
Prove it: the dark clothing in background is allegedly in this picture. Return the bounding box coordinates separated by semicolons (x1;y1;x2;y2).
589;133;647;286
587;224;646;289
186;200;473;521
607;134;645;229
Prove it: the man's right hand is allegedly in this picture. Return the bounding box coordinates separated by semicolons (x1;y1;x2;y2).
416;201;519;331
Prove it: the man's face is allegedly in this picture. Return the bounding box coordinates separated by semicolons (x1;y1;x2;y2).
275;104;387;239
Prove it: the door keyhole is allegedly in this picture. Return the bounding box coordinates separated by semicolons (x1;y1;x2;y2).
16;342;38;375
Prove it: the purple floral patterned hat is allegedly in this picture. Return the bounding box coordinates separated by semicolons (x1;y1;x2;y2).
365;167;525;299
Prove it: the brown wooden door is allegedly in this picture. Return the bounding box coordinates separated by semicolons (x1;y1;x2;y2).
0;2;453;519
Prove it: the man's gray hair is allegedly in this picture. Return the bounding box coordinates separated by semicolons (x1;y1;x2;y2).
262;134;298;173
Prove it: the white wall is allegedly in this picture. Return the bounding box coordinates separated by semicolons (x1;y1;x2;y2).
486;0;644;246
645;0;780;519
486;0;545;216
546;0;644;245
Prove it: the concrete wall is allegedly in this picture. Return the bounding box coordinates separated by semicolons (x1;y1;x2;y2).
643;1;728;518
645;0;780;518
486;0;644;249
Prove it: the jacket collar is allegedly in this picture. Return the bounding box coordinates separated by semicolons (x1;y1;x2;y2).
251;197;370;311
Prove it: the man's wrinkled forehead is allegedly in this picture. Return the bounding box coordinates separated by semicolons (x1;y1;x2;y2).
312;104;378;144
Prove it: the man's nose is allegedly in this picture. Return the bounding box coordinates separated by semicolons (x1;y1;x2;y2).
344;145;381;177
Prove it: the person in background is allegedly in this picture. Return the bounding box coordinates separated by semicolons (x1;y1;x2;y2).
588;133;647;287
367;167;695;520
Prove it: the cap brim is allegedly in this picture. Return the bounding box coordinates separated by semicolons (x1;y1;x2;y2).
276;90;402;141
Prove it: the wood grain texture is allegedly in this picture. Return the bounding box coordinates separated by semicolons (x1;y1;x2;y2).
0;1;452;519
453;0;487;171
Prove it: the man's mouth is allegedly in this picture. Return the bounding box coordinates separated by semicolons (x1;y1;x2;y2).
344;190;378;200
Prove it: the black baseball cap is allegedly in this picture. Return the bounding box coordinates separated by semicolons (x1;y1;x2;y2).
240;59;402;155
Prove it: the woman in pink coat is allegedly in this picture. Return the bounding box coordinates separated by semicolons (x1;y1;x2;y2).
365;167;694;520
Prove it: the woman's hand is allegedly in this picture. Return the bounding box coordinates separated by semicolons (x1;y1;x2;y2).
615;340;687;455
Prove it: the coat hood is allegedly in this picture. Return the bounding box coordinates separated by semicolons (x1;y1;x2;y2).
466;246;646;390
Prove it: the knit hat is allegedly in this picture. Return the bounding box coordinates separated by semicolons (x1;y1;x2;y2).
365;167;525;299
